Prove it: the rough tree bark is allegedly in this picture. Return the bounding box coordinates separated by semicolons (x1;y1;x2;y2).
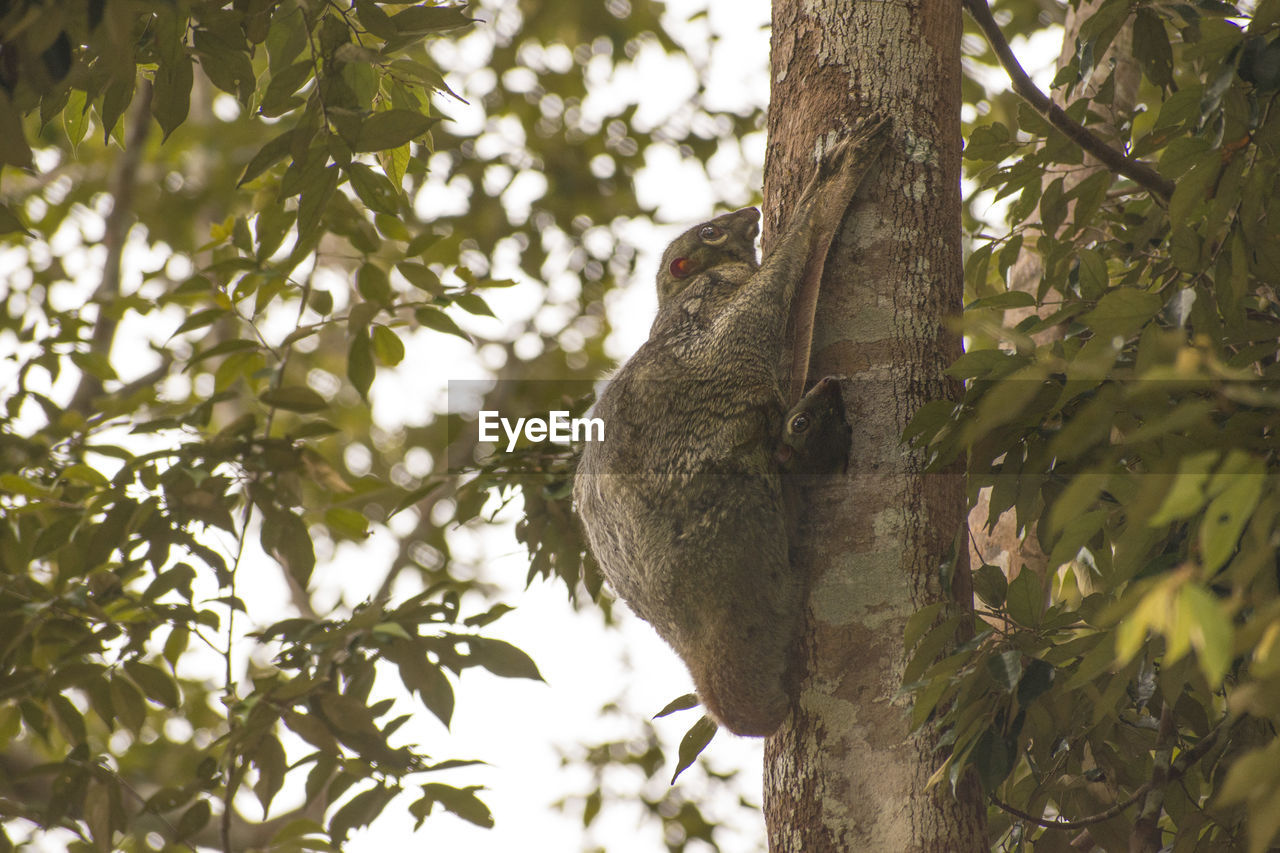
761;0;987;849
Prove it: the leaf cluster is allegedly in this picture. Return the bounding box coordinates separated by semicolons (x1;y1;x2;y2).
913;1;1280;849
0;0;770;847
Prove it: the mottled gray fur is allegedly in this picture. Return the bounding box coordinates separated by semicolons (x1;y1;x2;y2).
574;121;887;736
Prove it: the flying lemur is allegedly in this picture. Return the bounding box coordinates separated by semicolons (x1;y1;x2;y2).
573;118;888;737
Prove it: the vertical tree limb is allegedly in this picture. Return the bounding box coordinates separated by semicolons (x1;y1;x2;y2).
69;80;153;416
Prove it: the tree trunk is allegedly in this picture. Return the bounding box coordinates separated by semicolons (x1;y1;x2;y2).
762;0;986;849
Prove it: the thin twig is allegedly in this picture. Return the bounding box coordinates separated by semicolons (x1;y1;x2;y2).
991;713;1234;832
962;0;1175;201
991;785;1150;831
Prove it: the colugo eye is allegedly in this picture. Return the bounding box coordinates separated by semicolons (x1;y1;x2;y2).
790;413;811;433
698;224;724;242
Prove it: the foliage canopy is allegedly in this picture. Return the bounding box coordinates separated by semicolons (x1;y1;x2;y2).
0;0;765;848
907;0;1280;850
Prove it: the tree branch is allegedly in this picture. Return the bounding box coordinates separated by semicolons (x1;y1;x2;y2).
69;80;154;415
962;0;1174;201
991;785;1150;831
1129;701;1176;852
991;713;1234;833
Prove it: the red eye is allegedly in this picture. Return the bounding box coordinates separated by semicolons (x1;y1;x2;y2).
670;257;694;279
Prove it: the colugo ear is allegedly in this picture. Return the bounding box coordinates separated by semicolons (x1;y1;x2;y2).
669;257;695;279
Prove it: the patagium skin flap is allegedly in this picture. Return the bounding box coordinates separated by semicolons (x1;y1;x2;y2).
573;120;887;737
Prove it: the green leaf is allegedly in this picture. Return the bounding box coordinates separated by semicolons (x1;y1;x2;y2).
355;0;398;39
144;563;197;602
1080;289;1162;341
284;710;340;753
1005;569;1043;627
261;510;315;588
357;265;393;304
416;307;470;341
399;652;455;727
0;473;54;498
1048;473;1108;538
1133;9;1173;87
0;202;29;235
453;293;496;317
250;734;288;817
371;325;405;366
60;463;109;487
465;637;543;681
904;613;967;684
175;800;212;842
153;53;194;141
672;715;717;783
1069;170;1112;230
347;162;400;215
962;122;1017;162
1075;249;1108;299
260;386;328;413
309;287;334;316
100;71;136;140
972;564;1008;609
261;60;312;117
1200;468;1263;572
0;91;33;168
355;109;438;153
654;693;699;718
971;726;1015;792
267;6;308;69
372;622;411;640
1016;659;1055;706
1150;451;1219;524
238;129;295;186
109;673;147;733
332;785;400;841
171;308;225;337
348;330;375;399
904;601;946;651
296;164;340;241
1181;585;1232;686
986;650;1023;692
410;784;494;830
1168;152;1220;229
398;262;442;294
163;627;190;667
379;142;411;188
33;515;77;556
462;603;515;629
255;203;294;261
193;33;256;104
390;5;476;34
324;507;369;538
124;661;181;708
901;399;955;446
50;694;87;744
64;89;90;151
